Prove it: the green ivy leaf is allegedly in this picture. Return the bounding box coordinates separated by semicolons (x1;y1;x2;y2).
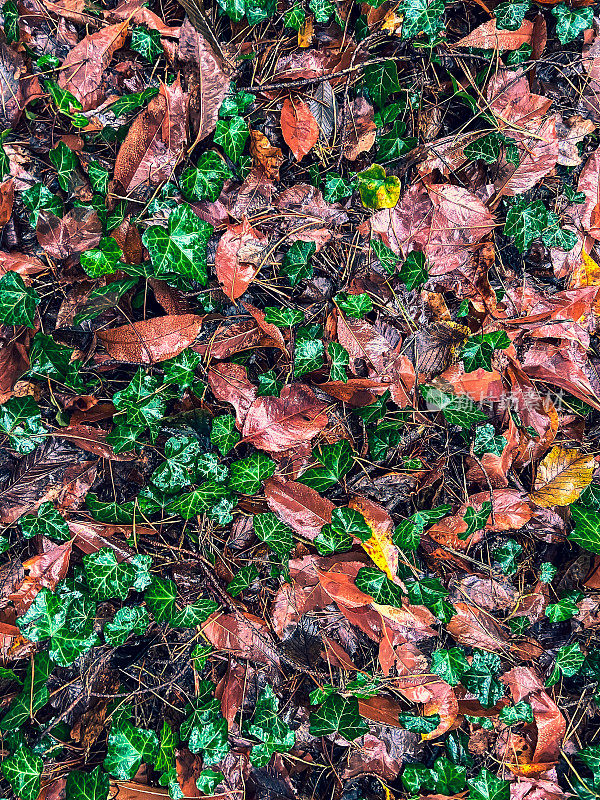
309;693;369;741
104;606;149;646
188;717;229;765
294;338;324;377
461;331;510;372
165;481;231;518
229;452;275;494
493;538;522;575
246;685;295;766
323;172;354;202
162;349;201;391
570;504;600;553
335;292;373;318
398;0;444;39
20;502;70;541
331;506;371;540
398;250;428;290
499;701;534;725
104;721;159;780
377;120;416;161
145;577;178;623
88;161;109;194
2;1;18;43
1;744;43;800
143;204;213;284
281;240;316;285
108;87;159;117
328;342;349;383
461;650;504;707
49;141;78;192
545;593;581;622
463;502;492;538
546;641;585;686
219;87;254;118
297;440;354;492
227;563;259;597
363;60;400;107
83;548;139;601
284;4;305;27
17;587;68;641
180;151;232;203
358;164;401;209
504;197;547;253
196;770;224;795
0;271;40;327
314;523;353;555
421;385;486;428
214;115;249;162
495;0;530;29
551;3;593;43
65;766;110;800
473;424;506;456
130;26;162;61
468;769;511;800
211;414;240;455
431;647;469;685
0;652;50;730
355;566;404;606
264;306;304;326
113;370;166;440
22;184;63;224
398;713;440;733
253;512;294;557
370;238;400;275
80;237;123;278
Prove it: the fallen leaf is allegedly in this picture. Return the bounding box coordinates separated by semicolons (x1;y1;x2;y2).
455;18;534;50
281;97;320;161
264;476;334;539
249;129;284;179
215;218;267;301
36;208;102;259
529;445;595;507
97;314;203;364
343;96;376;160
208;362;257;427
349;496;399;579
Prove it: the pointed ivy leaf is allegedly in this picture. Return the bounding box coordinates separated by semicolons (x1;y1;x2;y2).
1;745;42;800
463;502;492;539
495;0;530;30
309;0;334;21
247;685;295;767
461;331;510;372
398;250;428;290
284;4;305;27
358;164;401;209
377;120;416;162
465;131;505;164
431;647;469;685
180;151;232;203
66;766;110;800
541;215;579;251
331;506;371;541
227;563;259;597
171;598;219;628
461;658;504;707
229;452;275;495
196;770;224;795
83;548;136;601
432;757;466;795
49;141;78;192
294;338;324;377
298;440;354;492
323;172;354;202
48;592;99;666
504;197;547;253
2;1;18;44
398;713;440;733
219;87;254;118
493;538;522;575
499;701;534;725
551;3;593;43
406;576;449;609
546;641;585;686
577;745;600;786
545;593;581;622
150;435;203;493
17;587;68;641
540;561;557;584
564;184;586;203
353;389;390;423
143;204;213;284
19;501;70;541
104;721;159;780
253;512;294;557
74;278;138;326
281;240;316;285
355;566;404;606
328;341;349;383
88;161;109;195
0;652;50;730
421;385;486;428
155;721;179;775
371;238;400;275
402;764;437;794
335;292;373;318
214;115;249;162
309;693;369;741
473;424;506;456
314;523;353;555
468;769;511;800
264;306;304;326
570;504;600;553
104;606;149;646
398;0;444;39
130;26;162;61
0;271;40;327
162;349;201;391
188;717;229;765
145;577;178;623
363;60;400;108
211;414;240;456
22;184;63;224
108;87;160;117
165;481;231;518
113;370;165;438
80;237;123;278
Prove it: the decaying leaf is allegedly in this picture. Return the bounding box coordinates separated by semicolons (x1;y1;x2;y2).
530;445;595;507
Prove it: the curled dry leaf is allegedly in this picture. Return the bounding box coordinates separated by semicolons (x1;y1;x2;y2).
52;425;137;461
0;250;47;279
264;476;334;539
249;129;284;179
281;97;320;161
0;178;14;227
242;384;328;454
59;21;129;111
349;496;399;579
215;218;267;301
0;40;25;127
343;96;376;161
114;78;188;194
96;314;203;365
455;19;534;50
529;445;595;507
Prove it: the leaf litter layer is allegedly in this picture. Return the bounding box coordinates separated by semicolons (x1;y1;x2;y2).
1;1;600;800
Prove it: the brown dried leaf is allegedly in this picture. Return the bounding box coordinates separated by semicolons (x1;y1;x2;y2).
264;476;334;539
215;218;267;301
36;208;102;259
343;96;376;161
249;129;284;179
96;314;203;365
530;445;595;507
456;18;534;50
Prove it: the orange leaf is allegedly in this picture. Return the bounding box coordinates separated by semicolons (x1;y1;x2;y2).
281;97;319;161
349;496;399;579
529;445;595;507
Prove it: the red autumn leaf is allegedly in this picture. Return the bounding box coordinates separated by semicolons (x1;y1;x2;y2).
201;611;280;665
59;21;129;111
208;362;257;427
215;217;267;301
36;208;102;259
0;251;47;279
8;542;73;612
281;97;320;161
52;425;137;461
264;476;334;539
343;97;376;161
455;19;534;50
241;384;328;454
96;314;203;364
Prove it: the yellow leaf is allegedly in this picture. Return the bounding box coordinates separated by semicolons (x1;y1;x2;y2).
567;248;600;289
349;496;399;579
298;15;313;47
529;445;595;508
